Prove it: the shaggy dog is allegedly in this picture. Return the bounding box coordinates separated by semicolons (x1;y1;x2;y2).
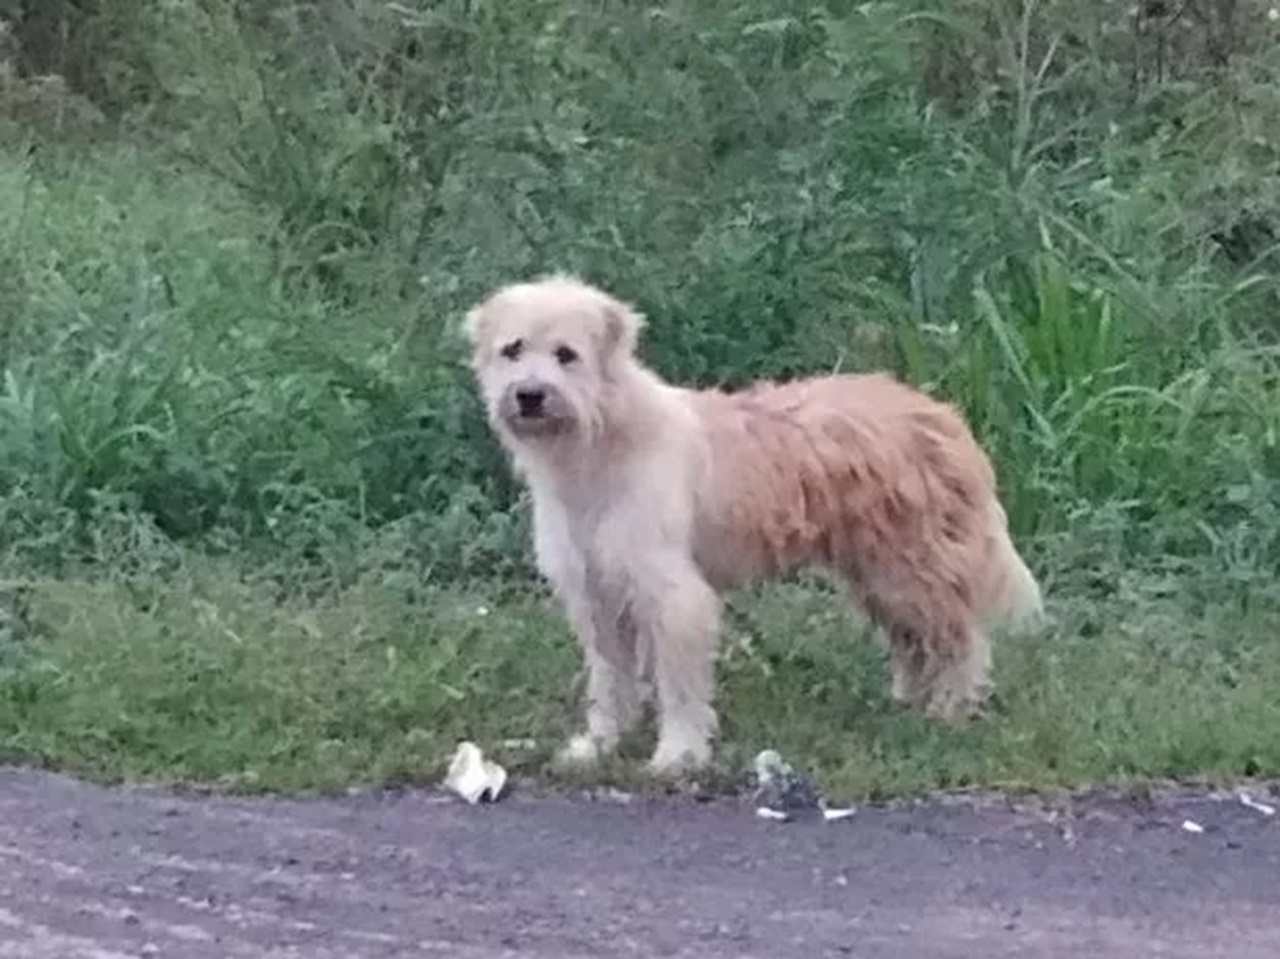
464;275;1043;776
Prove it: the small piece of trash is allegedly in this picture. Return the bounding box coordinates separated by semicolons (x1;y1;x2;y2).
1181;819;1205;834
444;741;507;804
752;749;852;823
753;749;820;814
500;738;538;751
756;806;791;822
1239;793;1276;817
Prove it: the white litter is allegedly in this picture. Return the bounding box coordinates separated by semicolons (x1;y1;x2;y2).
751;749;854;823
1239;792;1276;816
596;787;635;804
752;749;820;810
500;738;538;751
444;741;508;804
755;806;791;822
1181;819;1205;834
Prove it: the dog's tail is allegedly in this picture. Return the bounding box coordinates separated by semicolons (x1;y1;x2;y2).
978;500;1045;633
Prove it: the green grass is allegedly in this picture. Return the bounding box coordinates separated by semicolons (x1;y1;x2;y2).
2;562;1278;802
0;0;1279;800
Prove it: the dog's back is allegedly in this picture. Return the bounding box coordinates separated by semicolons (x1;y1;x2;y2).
686;373;1033;629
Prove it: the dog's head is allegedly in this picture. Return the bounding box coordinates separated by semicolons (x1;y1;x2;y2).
463;275;644;445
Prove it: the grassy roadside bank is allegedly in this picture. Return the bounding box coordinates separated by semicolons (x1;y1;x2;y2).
1;0;1279;800
3;560;1278;801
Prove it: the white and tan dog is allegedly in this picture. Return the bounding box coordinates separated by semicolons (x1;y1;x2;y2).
464;275;1043;776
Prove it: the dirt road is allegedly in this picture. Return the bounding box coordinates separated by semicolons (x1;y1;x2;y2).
1;767;1278;958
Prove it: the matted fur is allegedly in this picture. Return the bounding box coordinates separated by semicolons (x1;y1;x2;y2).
464;275;1043;776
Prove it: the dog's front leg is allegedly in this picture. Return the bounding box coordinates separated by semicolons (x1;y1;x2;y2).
553;587;643;769
631;556;721;777
535;504;644;769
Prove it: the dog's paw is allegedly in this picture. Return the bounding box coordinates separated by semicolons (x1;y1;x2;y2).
923;693;985;724
552;734;605;770
646;734;712;779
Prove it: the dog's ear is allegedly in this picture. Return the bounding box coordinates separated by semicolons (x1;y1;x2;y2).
600;294;645;357
461;303;488;347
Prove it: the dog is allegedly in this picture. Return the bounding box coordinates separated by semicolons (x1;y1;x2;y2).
463;275;1043;776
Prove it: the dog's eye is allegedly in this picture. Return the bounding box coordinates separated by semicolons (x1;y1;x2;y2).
554;345;579;366
499;339;523;361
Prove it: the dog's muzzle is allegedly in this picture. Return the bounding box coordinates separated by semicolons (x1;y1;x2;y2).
515;385;546;418
499;379;572;436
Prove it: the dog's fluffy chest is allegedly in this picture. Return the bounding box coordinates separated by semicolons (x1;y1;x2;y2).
526;438;700;593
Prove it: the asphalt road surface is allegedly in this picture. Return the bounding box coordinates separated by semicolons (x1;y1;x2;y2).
1;767;1278;958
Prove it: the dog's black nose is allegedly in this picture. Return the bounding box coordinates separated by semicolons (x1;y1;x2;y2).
515;387;545;416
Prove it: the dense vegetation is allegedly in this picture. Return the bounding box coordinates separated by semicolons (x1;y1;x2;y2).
0;0;1277;797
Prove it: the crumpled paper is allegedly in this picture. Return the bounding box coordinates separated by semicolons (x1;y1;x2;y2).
444;741;508;804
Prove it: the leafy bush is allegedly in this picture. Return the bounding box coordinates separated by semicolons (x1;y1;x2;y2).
0;0;1276;588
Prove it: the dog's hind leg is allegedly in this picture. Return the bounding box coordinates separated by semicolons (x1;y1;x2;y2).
888;627;929;708
858;583;992;721
883;619;990;720
918;622;992;720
